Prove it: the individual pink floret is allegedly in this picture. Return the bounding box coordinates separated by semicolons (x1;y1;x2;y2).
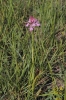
25;16;40;31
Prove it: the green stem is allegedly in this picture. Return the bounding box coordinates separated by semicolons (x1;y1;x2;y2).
28;32;35;97
31;33;34;81
31;32;35;95
32;33;34;65
29;33;34;83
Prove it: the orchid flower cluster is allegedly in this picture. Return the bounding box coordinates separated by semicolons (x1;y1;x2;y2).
25;16;40;31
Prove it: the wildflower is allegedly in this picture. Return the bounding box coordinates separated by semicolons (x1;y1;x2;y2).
25;16;40;31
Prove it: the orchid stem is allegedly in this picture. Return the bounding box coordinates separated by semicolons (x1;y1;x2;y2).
29;32;34;84
31;32;34;80
31;32;35;94
32;33;34;65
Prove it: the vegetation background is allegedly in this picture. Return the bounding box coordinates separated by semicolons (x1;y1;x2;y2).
0;0;66;100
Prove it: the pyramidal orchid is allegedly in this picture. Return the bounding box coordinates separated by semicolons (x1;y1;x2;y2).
25;16;40;31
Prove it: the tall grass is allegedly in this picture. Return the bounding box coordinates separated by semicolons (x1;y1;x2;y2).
0;0;66;100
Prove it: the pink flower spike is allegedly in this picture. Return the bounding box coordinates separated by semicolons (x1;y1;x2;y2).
25;16;40;31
